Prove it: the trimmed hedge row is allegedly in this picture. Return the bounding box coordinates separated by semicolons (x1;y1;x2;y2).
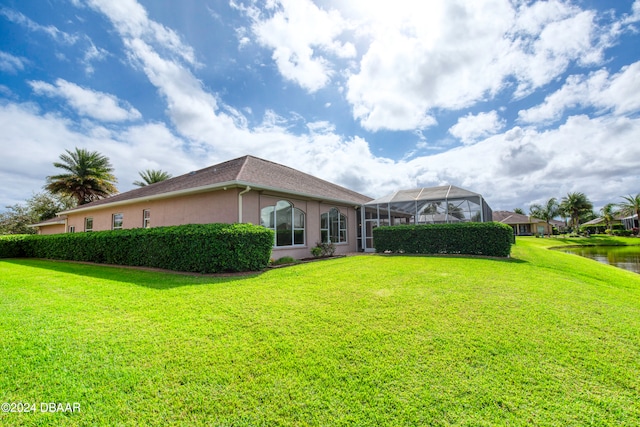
0;234;29;258
373;222;513;257
0;224;274;273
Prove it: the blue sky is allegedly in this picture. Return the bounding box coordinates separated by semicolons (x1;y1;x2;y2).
1;0;639;213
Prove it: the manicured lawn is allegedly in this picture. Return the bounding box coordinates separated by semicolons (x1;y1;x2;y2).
1;237;640;426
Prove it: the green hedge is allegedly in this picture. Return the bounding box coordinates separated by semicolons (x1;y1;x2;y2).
0;234;31;258
0;224;274;273
372;222;513;257
579;224;624;235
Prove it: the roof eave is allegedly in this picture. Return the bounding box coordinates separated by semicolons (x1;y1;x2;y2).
58;180;371;216
27;219;67;228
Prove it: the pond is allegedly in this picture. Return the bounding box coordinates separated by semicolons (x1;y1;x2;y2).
560;245;640;274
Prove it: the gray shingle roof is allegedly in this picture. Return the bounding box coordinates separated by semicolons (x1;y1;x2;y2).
61;155;372;214
492;211;539;224
29;215;67;228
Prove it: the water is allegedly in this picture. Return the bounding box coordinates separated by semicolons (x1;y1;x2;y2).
560;246;640;274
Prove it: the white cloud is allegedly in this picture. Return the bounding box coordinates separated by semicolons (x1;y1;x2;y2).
75;0;639;210
342;0;609;131
518;61;640;124
3;0;638;215
623;0;640;24
449;111;505;145
0;102;194;205
86;0;197;66
0;7;78;44
234;0;355;92
407;114;640;209
29;79;142;122
0;51;27;73
82;38;109;74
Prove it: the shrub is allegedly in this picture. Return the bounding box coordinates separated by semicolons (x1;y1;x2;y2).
0;234;31;258
581;224;623;235
372;222;513;257
271;256;298;266
311;241;336;258
1;224;274;273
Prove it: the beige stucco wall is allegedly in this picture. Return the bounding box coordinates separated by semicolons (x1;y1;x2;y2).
66;189;240;232
60;187;362;260
255;192;360;259
37;224;66;235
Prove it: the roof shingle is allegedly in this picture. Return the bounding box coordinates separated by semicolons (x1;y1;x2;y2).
61;155;372;214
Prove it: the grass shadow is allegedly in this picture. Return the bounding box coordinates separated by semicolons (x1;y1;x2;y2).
2;258;262;290
376;253;529;264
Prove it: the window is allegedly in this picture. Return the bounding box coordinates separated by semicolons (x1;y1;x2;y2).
84;217;93;232
112;213;123;230
321;208;347;243
68;226;75;233
143;210;150;228
261;200;305;247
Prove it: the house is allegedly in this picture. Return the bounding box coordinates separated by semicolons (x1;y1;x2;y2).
33;155;372;260
492;210;553;236
32;155;497;259
581;216;623;233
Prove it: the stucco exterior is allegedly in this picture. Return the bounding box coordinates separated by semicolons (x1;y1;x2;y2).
38;223;67;235
65;188;240;232
48;185;362;260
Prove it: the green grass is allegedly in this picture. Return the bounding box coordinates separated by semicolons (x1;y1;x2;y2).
1;237;640;426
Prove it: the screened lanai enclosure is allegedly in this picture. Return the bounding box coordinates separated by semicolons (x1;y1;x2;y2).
360;185;493;252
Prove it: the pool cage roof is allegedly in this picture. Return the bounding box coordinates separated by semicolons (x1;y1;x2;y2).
365;185;493;224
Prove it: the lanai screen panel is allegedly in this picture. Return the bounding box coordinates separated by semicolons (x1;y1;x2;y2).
365;185;492;225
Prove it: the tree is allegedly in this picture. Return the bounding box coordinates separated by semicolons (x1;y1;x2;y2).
45;148;118;205
513;208;525;215
133;169;172;186
600;203;617;233
560;192;593;233
618;194;640;233
529;197;559;236
0;192;74;235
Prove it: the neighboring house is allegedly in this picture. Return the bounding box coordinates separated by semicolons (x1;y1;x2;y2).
33;155;372;260
622;214;639;231
581;216;623;233
492;211;553;236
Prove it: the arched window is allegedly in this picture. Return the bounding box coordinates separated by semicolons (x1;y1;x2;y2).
321;208;347;243
261;200;305;247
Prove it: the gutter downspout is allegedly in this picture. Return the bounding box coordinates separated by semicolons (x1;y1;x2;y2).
238;186;251;223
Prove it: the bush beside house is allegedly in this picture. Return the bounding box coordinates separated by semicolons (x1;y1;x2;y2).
373;222;513;257
0;223;274;273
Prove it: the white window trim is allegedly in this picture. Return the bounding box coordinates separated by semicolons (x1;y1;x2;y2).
112;213;123;230
143;209;151;228
261;200;306;247
321;207;348;244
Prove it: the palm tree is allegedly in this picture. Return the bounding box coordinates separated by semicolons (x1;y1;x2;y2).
559;192;593;234
133;169;172;186
513;208;525;215
45;148;118;206
529;197;559;236
600;203;617;233
618;194;640;234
